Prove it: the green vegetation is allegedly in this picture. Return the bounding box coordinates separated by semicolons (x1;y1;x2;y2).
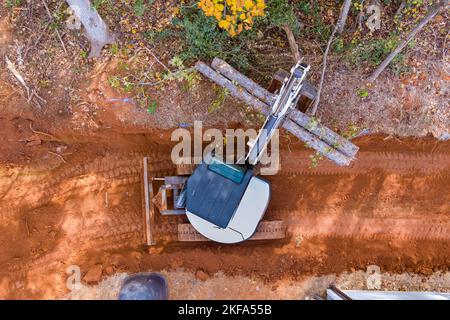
333;37;345;53
172;8;252;70
108;76;121;89
208;86;229;113
108;75;133;92
144;29;176;42
357;89;369;98
305;0;332;44
92;0;113;10
4;0;22;9
162;0;300;70
163;56;201;92
309;152;324;169
348;33;410;75
342;123;364;140
145;99;157;113
306;117;319;130
265;0;301;34
80;50;88;59
134;0;154;17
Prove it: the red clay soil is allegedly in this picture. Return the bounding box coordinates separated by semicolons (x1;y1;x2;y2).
0;130;449;299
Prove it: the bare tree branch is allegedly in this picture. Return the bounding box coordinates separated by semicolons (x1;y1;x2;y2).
307;27;337;116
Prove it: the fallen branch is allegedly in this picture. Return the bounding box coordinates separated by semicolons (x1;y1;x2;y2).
5;57;46;108
29;120;56;140
282;25;301;63
336;0;352;34
195;61;358;165
368;0;448;82
307;26;337;116
41;0;68;54
308;0;352;116
5;56;30;98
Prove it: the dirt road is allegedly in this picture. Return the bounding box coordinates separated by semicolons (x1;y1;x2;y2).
0;133;448;299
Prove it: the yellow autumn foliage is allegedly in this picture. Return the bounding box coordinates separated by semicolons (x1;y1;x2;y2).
198;0;266;37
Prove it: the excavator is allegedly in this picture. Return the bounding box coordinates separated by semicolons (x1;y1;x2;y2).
142;62;310;244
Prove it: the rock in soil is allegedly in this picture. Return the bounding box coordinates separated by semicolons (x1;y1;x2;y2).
83;264;103;284
105;266;115;276
195;270;209;281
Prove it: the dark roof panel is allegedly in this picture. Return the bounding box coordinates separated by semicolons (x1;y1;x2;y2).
186;163;253;228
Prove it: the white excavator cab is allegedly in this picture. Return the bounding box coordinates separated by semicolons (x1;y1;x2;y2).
184;153;270;243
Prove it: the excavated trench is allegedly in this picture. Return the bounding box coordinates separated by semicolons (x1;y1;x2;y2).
0;133;449;299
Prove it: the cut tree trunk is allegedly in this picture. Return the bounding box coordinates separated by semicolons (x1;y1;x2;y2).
283;119;353;166
195;61;269;114
213;59;357;157
212;58;317;104
67;0;116;58
211;58;276;105
288;109;359;158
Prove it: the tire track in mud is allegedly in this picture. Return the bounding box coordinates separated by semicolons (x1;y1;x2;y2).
0;151;174;212
278;150;450;175
269;209;450;241
59;149;450;248
1;151;176;274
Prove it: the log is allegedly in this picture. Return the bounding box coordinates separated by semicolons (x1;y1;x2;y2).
336;0;352;34
211;58;276;106
283;119;352;166
209;59;358;158
309;0;353;115
282;24;301;63
212;58;317;102
195;61;269;115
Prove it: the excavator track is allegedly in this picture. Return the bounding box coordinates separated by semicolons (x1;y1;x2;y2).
177;220;286;242
279;150;450;176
